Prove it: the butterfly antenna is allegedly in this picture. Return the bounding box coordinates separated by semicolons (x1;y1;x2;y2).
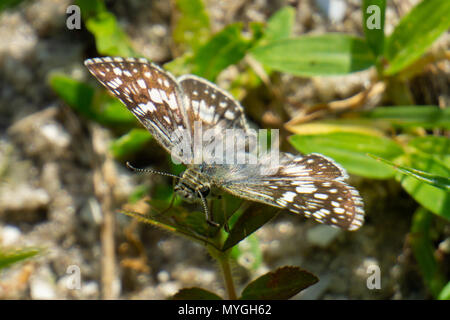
126;162;180;179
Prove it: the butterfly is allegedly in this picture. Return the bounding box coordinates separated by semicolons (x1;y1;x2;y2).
84;57;364;230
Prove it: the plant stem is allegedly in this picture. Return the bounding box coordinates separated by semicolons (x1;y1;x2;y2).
218;253;237;300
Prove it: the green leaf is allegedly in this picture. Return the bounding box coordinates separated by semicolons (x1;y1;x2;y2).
49;74;96;119
384;0;450;75
250;34;376;77
0;0;28;11
208;193;244;228
286;120;386;137
172;0;210;52
249;22;266;44
128;184;150;204
172;287;223;300
368;154;450;191
398;153;450;219
408;136;450;167
438;281;450;300
222;204;279;251
360;106;450;129
122;206;219;247
50;74;137;126
240;266;318;300
362;0;386;57
75;0;106;19
170;161;187;177
85;11;137;57
192;23;252;81
95;96;137;126
162;205;218;238
152;184;179;205
261;6;295;44
164;53;195;76
110;129;152;159
230;234;263;271
0;248;40;270
410;208;446;297
289;132;405;179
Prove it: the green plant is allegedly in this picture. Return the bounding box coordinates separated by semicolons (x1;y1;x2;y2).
51;0;449;299
0;247;40;270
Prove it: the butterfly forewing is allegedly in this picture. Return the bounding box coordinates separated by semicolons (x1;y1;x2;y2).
84;57;191;160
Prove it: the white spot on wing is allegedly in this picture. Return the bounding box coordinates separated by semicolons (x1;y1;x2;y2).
283;166;307;175
224;110;234;120
296;186;317;193
139;101;156;113
113;67;122;75
199;100;214;123
164;79;170;88
192;100;199;114
334;208;345;214
281;191;296;203
314;193;328;200
108;78;122;89
166;93;178;110
149;88;162;103
137;79;146;89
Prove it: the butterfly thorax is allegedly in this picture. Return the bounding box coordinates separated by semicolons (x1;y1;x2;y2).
174;167;211;202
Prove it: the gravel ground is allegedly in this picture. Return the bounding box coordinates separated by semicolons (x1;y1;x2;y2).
0;0;446;300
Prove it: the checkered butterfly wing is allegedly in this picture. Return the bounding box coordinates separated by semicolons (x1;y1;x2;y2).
178;75;255;164
213;153;364;230
178;75;249;133
84;57;192;163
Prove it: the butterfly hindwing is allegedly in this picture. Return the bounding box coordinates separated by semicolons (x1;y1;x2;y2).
215;153;364;230
178;75;249;133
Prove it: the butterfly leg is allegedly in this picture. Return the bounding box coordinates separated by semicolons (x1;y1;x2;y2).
197;189;220;228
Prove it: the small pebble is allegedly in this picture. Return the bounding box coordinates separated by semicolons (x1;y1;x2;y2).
30;277;56;300
1;225;21;246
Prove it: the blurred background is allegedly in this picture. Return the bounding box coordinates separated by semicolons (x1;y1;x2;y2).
0;0;449;300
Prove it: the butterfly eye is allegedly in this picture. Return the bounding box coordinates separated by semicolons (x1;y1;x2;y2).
198;186;210;198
